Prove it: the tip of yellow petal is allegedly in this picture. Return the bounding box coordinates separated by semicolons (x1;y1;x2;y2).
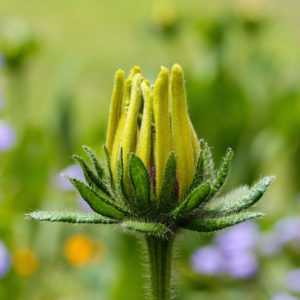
115;69;125;83
129;66;141;79
160;66;169;77
155;67;169;90
171;63;184;79
142;79;151;88
132;73;143;85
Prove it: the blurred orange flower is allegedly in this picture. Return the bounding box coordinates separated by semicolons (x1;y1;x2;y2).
64;234;94;267
12;247;38;277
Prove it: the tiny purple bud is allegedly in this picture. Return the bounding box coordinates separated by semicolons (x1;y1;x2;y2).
191;246;223;276
55;164;84;191
0;120;16;152
0;241;11;278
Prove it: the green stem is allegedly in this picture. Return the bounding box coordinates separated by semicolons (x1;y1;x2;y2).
146;235;174;300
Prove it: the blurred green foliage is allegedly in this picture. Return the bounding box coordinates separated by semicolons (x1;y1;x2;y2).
0;0;300;299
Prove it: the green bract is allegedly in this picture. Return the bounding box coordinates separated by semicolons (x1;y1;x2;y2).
26;64;274;300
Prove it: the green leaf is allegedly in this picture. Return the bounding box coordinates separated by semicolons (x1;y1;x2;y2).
67;177;125;220
170;183;210;217
209;148;233;198
129;154;150;206
26;211;117;224
204;176;274;215
103;144;114;190
181;211;264;232
82;145;105;178
190;140;204;190
122;220;167;235
73;154;111;196
159;152;177;210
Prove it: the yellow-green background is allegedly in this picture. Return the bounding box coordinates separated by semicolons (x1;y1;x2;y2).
0;0;300;299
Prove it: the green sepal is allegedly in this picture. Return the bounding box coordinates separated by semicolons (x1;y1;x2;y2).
72;154;111;196
82;145;105;179
204;176;274;215
129;154;150;206
67;177;125;220
116;148;128;202
26;211;117;224
181;211;264;232
159;152;177;211
122;220;168;235
103;144;114;190
190;140;204;190
170;182;210;217
209;148;233;198
202;141;215;183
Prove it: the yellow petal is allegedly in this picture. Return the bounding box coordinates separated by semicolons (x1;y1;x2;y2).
120;73;143;191
136;80;153;169
153;66;172;196
170;64;194;199
110;113;126;179
106;69;124;154
124;66;141;112
189;118;200;163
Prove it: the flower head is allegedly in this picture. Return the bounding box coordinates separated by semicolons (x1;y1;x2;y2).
27;64;273;238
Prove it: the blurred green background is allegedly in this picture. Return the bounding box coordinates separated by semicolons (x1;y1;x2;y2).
0;0;300;299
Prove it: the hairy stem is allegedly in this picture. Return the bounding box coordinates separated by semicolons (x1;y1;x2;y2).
146;235;174;300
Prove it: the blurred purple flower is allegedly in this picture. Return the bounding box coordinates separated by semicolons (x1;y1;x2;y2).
0;54;5;68
0;120;16;152
55;164;84;191
214;221;259;254
274;216;300;245
223;250;258;279
258;231;281;257
78;195;94;213
191;246;223;276
271;292;298;300
0;241;11;278
285;269;300;293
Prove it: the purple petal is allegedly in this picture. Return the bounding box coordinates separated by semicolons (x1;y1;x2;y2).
55;164;84;191
224;250;258;279
274;216;300;245
285;269;300;293
271;293;298;300
258;231;281;257
191;246;223;276
214;221;259;254
0;241;11;278
0;120;16;151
